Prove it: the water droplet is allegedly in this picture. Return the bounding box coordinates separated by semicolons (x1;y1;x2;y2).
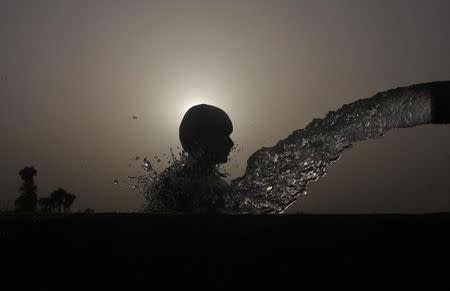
114;179;118;185
266;186;273;191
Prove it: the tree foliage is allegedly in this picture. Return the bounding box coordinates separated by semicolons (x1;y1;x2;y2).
50;188;77;213
15;166;38;212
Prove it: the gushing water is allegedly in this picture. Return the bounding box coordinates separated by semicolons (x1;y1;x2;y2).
123;82;448;214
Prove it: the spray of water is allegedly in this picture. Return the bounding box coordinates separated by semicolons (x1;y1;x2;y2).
123;81;449;214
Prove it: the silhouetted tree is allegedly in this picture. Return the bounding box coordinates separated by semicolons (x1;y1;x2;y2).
62;192;76;213
50;188;66;213
50;188;76;213
15;166;38;212
38;197;57;213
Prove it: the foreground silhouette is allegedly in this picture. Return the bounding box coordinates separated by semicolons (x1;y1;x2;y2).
2;213;450;289
144;81;450;213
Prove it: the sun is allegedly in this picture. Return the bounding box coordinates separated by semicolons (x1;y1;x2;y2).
179;97;213;117
171;93;224;127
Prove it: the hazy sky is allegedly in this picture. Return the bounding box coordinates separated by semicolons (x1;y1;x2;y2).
1;0;450;212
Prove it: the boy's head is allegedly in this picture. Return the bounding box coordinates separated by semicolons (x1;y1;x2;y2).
179;104;234;164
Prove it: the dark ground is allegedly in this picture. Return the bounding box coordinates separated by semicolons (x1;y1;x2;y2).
1;213;450;290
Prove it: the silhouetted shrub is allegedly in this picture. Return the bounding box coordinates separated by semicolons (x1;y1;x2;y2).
50;188;77;213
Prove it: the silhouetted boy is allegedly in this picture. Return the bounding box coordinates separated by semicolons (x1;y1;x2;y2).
150;104;234;213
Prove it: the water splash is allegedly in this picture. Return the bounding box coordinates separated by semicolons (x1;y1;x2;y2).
123;147;235;213
125;82;448;214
